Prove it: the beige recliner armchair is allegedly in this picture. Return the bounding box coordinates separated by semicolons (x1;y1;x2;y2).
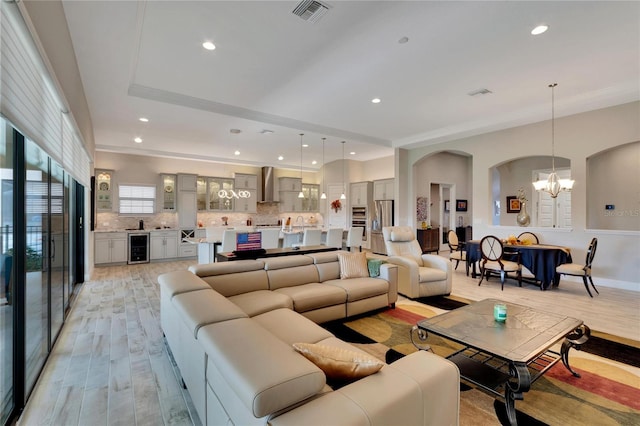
383;226;452;299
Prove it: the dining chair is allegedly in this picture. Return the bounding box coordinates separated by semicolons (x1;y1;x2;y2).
555;238;599;297
324;228;343;249
517;232;539;245
478;235;522;290
260;228;281;249
220;229;237;253
301;229;322;246
346;227;364;252
446;229;467;274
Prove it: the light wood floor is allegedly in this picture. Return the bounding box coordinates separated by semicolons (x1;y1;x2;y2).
18;257;640;425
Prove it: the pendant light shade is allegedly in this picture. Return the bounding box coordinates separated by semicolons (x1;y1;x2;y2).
320;137;327;199
298;133;305;198
340;141;346;200
533;83;575;198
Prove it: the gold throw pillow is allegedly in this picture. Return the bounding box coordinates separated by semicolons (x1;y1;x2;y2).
292;342;384;380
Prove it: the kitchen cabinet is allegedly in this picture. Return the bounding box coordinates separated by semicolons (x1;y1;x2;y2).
159;174;177;212
196;177;207;211
95;169;115;212
208;177;235;211
350;181;372;206
178;191;197;228
177;173;197;192
94;232;127;264
235;173;257;213
279;177;302;192
373;179;394;200
150;230;179;260
417;228;439;254
279;191;303;212
301;184;319;212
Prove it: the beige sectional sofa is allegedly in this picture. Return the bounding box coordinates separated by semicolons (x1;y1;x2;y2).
159;251;460;425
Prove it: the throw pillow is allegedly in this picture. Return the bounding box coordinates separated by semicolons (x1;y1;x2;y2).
292;342;384;380
337;251;369;279
367;258;384;277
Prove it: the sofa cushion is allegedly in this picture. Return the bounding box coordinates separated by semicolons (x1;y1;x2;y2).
337;251;369;279
229;290;293;317
324;277;389;302
199;318;326;418
173;289;248;338
292;342;384;380
307;252;341;282
158;270;211;299
265;256;320;290
418;266;448;282
274;283;346;313
253;308;334;345
191;260;269;297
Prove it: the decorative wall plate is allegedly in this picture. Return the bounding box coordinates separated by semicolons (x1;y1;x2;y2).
99;182;109;191
165;185;173;193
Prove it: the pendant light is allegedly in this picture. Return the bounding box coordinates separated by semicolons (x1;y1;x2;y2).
340;141;346;200
298;133;305;198
320;137;327;199
533;83;575;198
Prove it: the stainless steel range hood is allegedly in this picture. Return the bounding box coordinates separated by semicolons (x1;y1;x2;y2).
259;167;279;203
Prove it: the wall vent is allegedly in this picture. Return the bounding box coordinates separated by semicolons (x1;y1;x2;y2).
292;0;330;23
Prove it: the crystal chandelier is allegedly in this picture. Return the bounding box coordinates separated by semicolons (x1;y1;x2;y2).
532;83;574;198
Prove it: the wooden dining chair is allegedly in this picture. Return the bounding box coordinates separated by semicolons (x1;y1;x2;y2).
446;229;467;274
555;238;599;297
479;235;522;290
517;232;539;245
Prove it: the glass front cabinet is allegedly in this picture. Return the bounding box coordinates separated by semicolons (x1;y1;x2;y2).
208;177;235;211
302;184;319;212
95;169;114;211
159;174;176;211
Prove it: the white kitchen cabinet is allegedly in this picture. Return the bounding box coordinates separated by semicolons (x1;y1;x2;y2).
94;232;127;264
301;184;319;212
373;179;394;200
196;177;207;211
279;177;302;192
159;174;177;212
234;173;258;189
177;173;197;192
279;191;303;212
350;181;372;206
150;230;179;260
95;169;115;212
178;191;197;228
235;189;257;213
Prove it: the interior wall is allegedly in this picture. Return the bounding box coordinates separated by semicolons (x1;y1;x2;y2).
587;141;640;230
400;101;640;290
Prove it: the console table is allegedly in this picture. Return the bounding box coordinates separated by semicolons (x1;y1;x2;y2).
216;245;338;262
417;228;439;254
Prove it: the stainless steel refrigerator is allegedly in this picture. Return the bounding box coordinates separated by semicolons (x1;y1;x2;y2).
371;200;394;254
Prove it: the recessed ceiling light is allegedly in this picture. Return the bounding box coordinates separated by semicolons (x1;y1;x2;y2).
371;98;381;104
278;155;284;161
302;144;309;148
260;129;274;134
202;41;216;50
134;137;142;143
312;160;317;165
531;25;548;35
139;117;149;122
398;36;409;44
234;150;240;156
230;128;241;134
350;151;356;155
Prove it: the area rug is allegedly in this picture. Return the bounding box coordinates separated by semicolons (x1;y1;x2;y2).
325;301;640;426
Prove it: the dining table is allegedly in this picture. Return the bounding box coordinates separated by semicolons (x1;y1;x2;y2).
465;240;572;290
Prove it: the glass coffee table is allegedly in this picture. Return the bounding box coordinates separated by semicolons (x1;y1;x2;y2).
414;298;590;426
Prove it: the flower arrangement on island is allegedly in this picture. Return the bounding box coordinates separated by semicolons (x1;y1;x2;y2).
330;199;342;213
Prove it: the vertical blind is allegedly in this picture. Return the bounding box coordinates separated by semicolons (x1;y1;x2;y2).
0;1;91;187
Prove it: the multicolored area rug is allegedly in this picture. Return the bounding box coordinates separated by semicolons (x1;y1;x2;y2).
325;299;640;426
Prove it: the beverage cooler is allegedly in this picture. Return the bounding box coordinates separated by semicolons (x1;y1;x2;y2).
351;206;368;242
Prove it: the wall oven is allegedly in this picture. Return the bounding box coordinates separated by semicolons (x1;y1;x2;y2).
351;207;368;241
128;232;150;264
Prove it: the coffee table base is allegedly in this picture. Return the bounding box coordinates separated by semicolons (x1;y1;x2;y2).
413;324;590;426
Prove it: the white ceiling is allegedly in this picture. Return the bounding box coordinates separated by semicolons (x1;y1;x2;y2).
61;1;639;171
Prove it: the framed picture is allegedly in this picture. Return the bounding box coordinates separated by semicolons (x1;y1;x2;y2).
456;199;468;212
444;200;450;212
506;196;521;213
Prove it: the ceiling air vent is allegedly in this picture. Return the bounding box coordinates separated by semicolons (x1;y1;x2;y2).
468;88;493;97
292;0;330;23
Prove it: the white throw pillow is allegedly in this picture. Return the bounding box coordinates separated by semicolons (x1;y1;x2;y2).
337;251;369;279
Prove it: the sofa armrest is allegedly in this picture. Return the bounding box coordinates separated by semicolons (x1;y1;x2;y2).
378;263;398;304
421;254;450;272
270;351;460;426
385;256;420;298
